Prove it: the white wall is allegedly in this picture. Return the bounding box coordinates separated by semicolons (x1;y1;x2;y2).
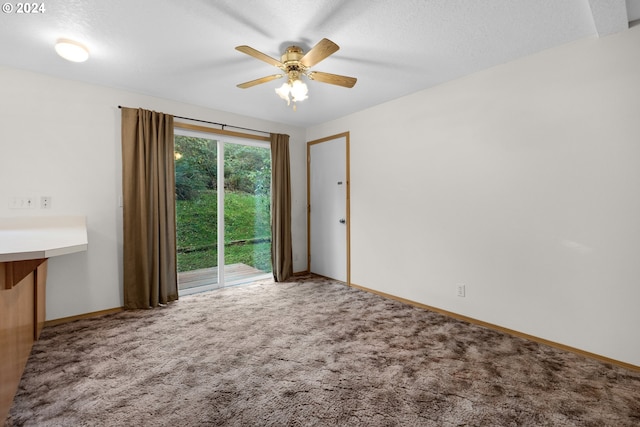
307;27;640;366
2;26;638;367
0;67;307;320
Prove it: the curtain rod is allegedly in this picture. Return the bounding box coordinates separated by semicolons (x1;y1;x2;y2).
117;105;271;135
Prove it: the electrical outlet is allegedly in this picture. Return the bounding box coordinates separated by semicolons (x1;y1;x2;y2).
457;284;466;297
41;196;51;209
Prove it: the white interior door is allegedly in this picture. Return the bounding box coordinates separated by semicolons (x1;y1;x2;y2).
309;135;347;282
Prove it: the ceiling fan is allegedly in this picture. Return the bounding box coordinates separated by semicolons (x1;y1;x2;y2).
235;38;357;108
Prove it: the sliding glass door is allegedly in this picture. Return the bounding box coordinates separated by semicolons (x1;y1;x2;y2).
222;142;272;285
174;134;218;292
174;130;272;295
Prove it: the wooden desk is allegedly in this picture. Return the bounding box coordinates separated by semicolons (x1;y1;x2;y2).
0;216;88;422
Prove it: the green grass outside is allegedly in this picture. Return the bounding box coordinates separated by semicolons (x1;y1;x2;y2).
176;190;272;273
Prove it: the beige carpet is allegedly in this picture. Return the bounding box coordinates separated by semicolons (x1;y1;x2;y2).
7;275;640;426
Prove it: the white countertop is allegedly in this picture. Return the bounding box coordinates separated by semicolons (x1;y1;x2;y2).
0;216;88;262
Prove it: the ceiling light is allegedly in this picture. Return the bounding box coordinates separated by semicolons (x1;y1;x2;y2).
275;82;292;105
290;80;308;102
55;39;89;62
275;76;308;109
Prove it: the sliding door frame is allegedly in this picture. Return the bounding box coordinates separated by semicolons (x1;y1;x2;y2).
175;122;270;142
174;121;271;295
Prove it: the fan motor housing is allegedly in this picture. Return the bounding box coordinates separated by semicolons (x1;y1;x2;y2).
281;46;305;70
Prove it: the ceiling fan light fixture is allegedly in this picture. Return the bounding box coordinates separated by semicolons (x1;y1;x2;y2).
55;38;89;62
275;78;308;107
237;38;355;110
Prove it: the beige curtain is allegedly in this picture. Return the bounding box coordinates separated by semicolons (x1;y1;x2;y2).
121;107;178;308
270;133;293;282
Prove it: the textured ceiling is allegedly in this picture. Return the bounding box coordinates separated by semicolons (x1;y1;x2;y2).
0;0;638;127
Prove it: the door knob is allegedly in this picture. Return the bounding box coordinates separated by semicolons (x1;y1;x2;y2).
339;218;346;224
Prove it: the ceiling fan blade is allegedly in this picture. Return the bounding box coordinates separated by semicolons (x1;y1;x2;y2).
235;45;284;68
237;74;283;89
307;71;357;88
300;38;339;68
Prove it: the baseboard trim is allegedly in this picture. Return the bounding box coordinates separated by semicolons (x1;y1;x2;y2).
293;270;309;276
45;307;124;327
349;282;640;373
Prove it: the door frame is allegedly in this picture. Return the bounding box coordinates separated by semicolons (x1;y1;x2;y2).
306;132;351;285
174;123;273;296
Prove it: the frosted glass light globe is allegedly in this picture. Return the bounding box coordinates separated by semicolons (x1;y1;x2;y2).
55;39;89;62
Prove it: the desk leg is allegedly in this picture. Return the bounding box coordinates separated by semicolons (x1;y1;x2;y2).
35;260;47;340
